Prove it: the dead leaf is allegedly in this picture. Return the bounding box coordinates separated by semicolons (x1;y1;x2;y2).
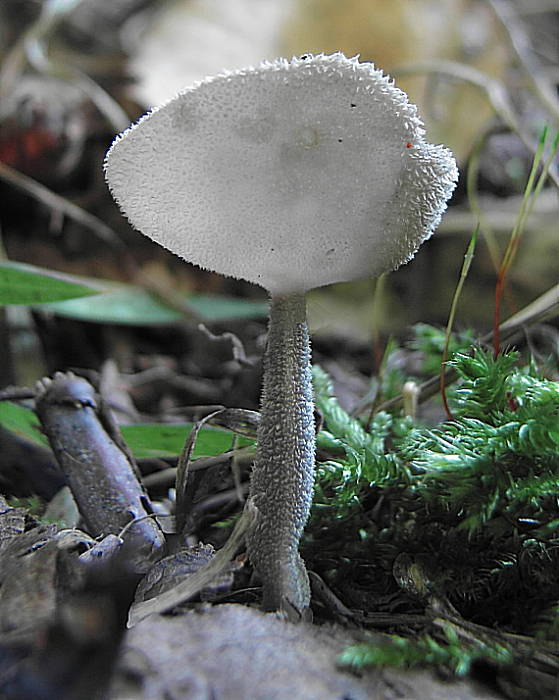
113;604;503;700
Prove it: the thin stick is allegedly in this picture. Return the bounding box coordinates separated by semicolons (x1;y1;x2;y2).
0;161;123;248
465;131;500;271
487;0;559;125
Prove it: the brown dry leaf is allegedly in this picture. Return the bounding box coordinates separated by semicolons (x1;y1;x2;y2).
0;524;58;633
128;500;256;626
134;542;238;605
112;604;503;700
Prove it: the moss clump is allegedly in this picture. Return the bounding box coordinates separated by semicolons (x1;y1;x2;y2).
306;341;559;684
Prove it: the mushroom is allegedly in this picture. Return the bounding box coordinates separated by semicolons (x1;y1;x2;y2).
104;52;458;618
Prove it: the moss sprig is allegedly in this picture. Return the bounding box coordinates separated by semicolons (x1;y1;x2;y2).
339;624;513;676
312;365;412;522
412;348;559;533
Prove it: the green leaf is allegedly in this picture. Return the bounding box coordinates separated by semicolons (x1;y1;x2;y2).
0;402;254;459
121;423;254;458
0;262;103;305
0;401;47;447
188;294;268;321
41;288;268;325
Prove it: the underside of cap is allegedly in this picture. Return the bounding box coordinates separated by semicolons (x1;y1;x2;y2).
105;53;457;294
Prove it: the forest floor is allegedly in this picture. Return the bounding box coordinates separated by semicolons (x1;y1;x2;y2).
1;1;559;699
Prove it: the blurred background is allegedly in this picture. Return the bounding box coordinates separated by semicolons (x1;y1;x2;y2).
0;0;557;413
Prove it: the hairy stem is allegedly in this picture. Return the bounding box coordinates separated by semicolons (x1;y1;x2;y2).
247;292;315;617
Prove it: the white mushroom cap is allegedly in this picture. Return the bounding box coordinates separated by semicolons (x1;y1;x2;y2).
105;53;458;295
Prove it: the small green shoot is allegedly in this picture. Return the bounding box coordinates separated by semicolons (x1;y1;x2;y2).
440;227;478;420
465;134;500;271
371;272;387;373
493;127;559;355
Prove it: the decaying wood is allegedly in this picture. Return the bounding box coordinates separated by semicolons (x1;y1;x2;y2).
35;371;166;571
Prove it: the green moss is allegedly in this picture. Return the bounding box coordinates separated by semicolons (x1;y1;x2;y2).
339;625;513;676
309;340;559;680
312;364;411;523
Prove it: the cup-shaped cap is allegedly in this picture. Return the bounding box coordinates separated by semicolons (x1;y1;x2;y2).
105;53;457;295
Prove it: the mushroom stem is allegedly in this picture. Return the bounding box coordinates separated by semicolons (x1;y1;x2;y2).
247;291;315;617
